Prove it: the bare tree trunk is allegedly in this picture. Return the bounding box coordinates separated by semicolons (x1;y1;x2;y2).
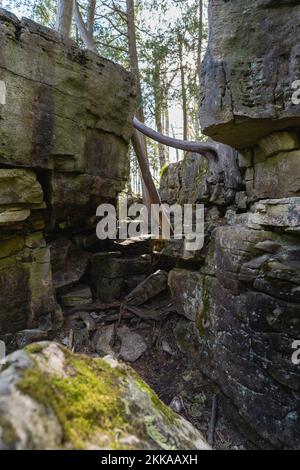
56;0;74;39
178;36;188;141
196;0;203;137
73;0;97;52
171;125;180;162
87;0;96;34
154;62;166;169
126;0;158;208
163;87;170;163
132;129;161;205
197;0;203;88
126;0;144;123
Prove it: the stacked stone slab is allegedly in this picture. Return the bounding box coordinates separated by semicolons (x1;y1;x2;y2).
165;0;300;449
200;0;300;149
0;9;135;341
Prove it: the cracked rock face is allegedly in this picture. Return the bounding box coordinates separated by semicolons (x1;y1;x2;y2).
0;8;136;340
0;342;210;450
198;217;300;449
200;0;300;148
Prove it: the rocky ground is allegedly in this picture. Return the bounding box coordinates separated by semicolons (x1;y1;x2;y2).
46;237;250;450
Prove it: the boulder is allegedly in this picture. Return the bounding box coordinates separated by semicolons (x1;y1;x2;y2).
117;325;147;362
0;342;210;450
0;11;135;171
200;1;300;148
92;325;115;357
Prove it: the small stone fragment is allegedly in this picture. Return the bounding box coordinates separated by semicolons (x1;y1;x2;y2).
117;325;147;362
92;325;115;356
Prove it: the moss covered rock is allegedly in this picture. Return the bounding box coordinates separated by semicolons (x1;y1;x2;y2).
0;342;210;450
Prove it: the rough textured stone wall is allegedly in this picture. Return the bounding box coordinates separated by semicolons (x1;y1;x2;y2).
163;0;300;449
200;0;300;148
0;9;136;342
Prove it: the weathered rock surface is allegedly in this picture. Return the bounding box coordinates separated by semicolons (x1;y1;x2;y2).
49;238;90;291
0;10;135;171
244;131;300;201
0;8;135;344
125;270;168;306
158;0;300;451
197;219;300;449
0;342;210;450
91;253;154;301
200;1;300;147
92;325;115;357
117;326;148;362
168;269;203;322
0;237;56;335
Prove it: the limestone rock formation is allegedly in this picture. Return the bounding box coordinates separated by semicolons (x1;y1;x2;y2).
200;0;300;148
0;10;135;171
0;342;210;450
0;8;135;342
164;0;300;448
196;210;300;449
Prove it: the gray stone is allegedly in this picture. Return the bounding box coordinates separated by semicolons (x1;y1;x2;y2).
126;270;168;306
91;253;154;301
118;326;147;362
168;269;203;322
197;224;300;449
200;1;300;148
247;198;300;232
92;325;115;356
0;14;135;171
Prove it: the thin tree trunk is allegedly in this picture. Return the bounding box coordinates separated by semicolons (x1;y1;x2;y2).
132;129;161;205
196;0;203;137
171;125;180;162
126;0;144;123
87;0;96;34
163;86;170;163
126;0;157;208
154;62;166;169
178;36;188;141
73;0;97;52
197;0;203;88
56;0;74;39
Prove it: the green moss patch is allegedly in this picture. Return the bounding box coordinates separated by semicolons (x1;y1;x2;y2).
17;348;129;449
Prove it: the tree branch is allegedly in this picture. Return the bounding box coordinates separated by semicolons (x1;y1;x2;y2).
133;117;218;160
